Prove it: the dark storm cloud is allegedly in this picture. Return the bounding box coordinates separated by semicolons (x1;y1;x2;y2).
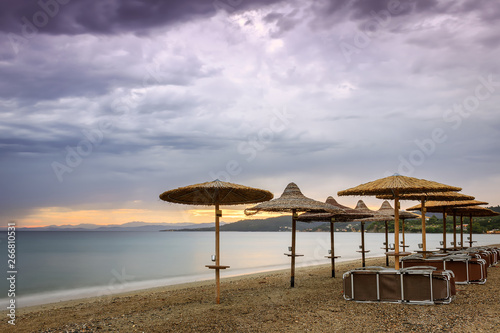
262;8;301;38
0;121;91;154
347;0;436;20
0;0;284;36
309;0;500;34
310;0;420;22
0;36;214;102
104;131;233;153
460;0;500;23
0;59;120;101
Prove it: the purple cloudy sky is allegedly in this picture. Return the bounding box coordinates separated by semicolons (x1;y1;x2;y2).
1;0;500;226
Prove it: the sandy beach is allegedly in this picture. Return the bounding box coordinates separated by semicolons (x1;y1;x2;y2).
3;250;500;333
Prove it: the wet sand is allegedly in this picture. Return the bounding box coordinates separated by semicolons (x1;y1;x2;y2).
2;250;500;332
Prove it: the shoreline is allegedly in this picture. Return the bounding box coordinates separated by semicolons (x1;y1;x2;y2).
4;256;380;311
3;248;500;332
6;232;498;310
1;254;383;310
14;264;298;315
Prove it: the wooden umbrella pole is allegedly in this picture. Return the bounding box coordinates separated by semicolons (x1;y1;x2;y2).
394;191;400;270
442;207;447;251
384;220;389;266
330;221;335;277
453;212;457;248
402;219;406;249
421;198;427;258
291;209;297;288
361;221;366;267
215;203;221;304
460;214;464;249
469;213;473;247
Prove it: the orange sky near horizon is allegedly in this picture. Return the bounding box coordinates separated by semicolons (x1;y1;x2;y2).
15;206;288;228
14;201;405;228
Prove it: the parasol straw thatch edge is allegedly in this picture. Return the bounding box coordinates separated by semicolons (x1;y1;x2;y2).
160;180;274;206
245;183;344;216
376;191;475;201
424;205;499;216
406;200;489;211
337;174;462;196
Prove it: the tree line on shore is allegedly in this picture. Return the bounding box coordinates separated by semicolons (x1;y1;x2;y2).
365;206;500;234
169;206;500;233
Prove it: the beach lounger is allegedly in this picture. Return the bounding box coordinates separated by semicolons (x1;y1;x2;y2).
466;250;492;267
401;257;444;270
486;248;499;265
402;254;487;284
475;248;498;266
343;266;456;305
443;255;487;284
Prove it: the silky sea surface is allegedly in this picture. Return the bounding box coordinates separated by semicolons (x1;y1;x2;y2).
0;231;499;308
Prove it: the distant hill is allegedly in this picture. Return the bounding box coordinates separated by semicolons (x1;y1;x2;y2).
489;205;500;213
166;216;336;232
5;221;222;232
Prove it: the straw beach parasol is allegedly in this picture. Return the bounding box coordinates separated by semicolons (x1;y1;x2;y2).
352;200;393;267
338;174;461;269
159;179;273;303
377;201;395;266
375;201;419;263
408;202;491;249
407;199;487;251
297;197;372;277
378;191;475;256
452;206;499;246
245;183;342;287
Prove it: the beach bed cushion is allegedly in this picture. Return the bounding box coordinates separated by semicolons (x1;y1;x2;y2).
443;257;487;284
401;255;487;284
343;266;455;305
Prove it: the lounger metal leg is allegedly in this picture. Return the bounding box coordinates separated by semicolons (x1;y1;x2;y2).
350;274;354;300
400;273;404;302
429;273;433;302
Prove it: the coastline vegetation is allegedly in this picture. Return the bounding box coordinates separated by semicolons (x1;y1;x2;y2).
168;206;500;233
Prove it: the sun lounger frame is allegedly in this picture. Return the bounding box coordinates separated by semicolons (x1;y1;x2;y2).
401;254;486;285
343;266;455;305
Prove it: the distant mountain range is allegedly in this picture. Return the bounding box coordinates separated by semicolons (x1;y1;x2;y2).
162;216;356;232
6;217;346;232
5;221;223;232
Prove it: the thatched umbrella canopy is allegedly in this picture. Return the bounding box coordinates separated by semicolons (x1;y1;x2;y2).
379;192;476;255
324;196;354;211
159;179;273;303
298;197;372;221
245;183;342;287
452;206;498;216
454;206;499;246
377;191;475;202
406;200;487;211
338;174;461;269
297;197;372;277
407;199;488;251
411;204;496;248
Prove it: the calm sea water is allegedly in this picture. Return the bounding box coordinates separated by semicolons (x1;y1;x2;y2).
1;231;499;308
